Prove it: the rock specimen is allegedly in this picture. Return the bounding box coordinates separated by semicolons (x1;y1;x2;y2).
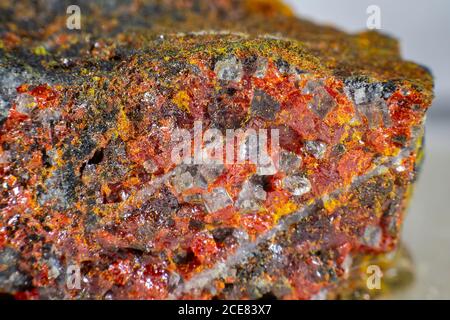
0;0;433;299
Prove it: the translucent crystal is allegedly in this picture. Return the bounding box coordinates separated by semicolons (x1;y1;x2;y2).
173;165;218;193
214;55;243;82
183;193;203;204
236;180;267;213
15;93;37;115
143;159;158;173
256;158;277;176
279;151;302;174
38;108;61;127
193;174;208;190
275;58;290;75
46;257;62;280
254;57;268;78
198;164;224;184
203;188;233;213
361;225;382;248
344;78;396;104
172;170;194;193
302;80;336;118
304;140;327;159
343;78;395;128
251;89;280;120
283;175;311;196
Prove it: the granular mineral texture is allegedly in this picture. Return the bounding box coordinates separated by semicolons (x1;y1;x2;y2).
0;0;434;299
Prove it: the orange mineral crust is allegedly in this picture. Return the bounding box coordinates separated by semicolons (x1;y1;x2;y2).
0;0;433;299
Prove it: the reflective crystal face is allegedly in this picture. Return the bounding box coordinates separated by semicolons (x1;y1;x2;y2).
172;164;225;196
214;55;244;82
203;188;233;213
361;225;383;248
172;170;194;193
236;179;267;213
279;151;302;174
198;164;224;184
282;175;312;196
251;89;280;120
343;78;396;128
302;80;336;118
254;57;268;79
304;140;327;159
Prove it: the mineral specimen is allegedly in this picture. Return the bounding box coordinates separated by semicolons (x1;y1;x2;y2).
0;0;433;300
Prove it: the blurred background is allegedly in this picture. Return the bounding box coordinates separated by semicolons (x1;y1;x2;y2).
285;0;450;299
